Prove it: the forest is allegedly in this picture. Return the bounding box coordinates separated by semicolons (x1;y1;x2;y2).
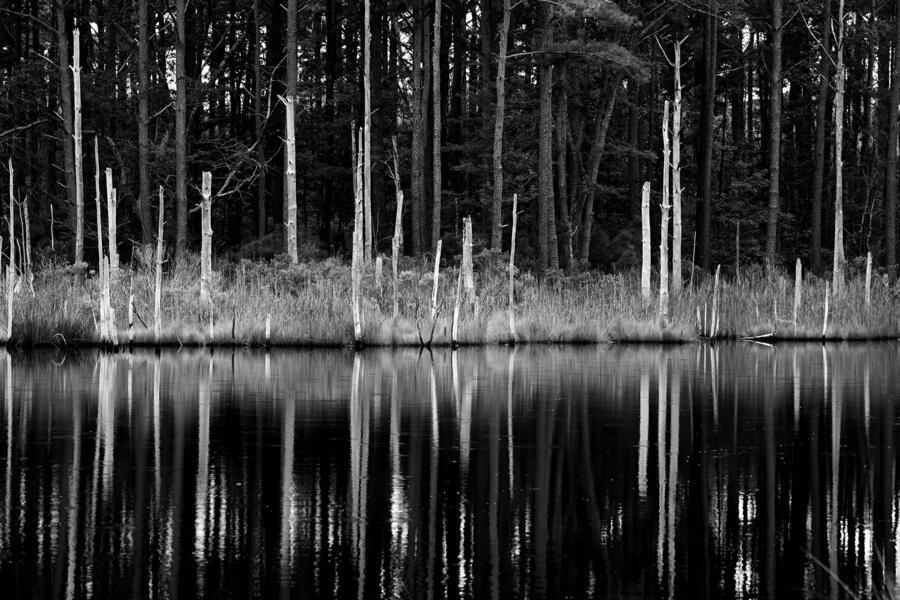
0;0;898;346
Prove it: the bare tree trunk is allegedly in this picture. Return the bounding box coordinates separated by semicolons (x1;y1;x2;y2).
284;0;298;260
200;171;212;303
490;0;511;251
155;186;164;343
364;0;373;261
641;181;651;302
698;12;717;271
765;0;783;267
105;168;118;275
55;0;77;256
672;41;683;295
431;0;442;253
660;101;671;323
556;65;573;270
72;27;84;264
253;0;266;239
833;0;846;293
136;0;153;243
175;0;187;263
886;0;900;275
411;0;425;255
284;97;298;263
811;0;831;274
538;6;556;273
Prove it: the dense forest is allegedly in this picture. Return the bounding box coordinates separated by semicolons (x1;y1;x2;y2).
0;0;898;278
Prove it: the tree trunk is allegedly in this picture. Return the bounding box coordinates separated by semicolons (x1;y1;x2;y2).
661;101;671;322
490;0;511;251
364;0;373;261
253;0;266;239
833;0;846;292
556;65;573;270
672;41;683;294
811;0;831;274
431;0;442;252
411;0;425;255
538;7;557;273
698;11;717;272
887;0;900;275
136;0;153;244
175;0;188;263
578;82;620;264
765;0;783;267
72;27;84;265
284;0;298;260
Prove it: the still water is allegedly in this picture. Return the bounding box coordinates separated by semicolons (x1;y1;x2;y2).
0;343;897;598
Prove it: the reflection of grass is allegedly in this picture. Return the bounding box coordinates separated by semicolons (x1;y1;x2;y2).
6;254;900;347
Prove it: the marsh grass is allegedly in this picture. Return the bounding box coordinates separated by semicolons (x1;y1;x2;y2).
6;254;900;348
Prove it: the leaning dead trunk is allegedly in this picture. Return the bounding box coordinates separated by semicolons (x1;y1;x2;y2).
461;217;475;305
508;193;518;341
200;171;212;303
72;27;85;265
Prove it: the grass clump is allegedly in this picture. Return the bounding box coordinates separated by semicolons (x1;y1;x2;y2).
3;253;899;348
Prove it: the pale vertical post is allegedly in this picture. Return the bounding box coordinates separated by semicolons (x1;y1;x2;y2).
72;26;84;264
641;181;651;302
660;101;671;323
431;240;442;322
392;191;403;322
865;251;872;308
284;96;298;264
94;138;103;267
105;168;118;275
155;186;164;344
793;258;802;326
462;217;475;304
7;160;14;284
672;42;683;295
351;132;364;343
200;171;212;303
823;281;830;338
508;193;518;341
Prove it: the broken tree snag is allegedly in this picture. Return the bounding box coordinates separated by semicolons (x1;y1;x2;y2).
431;239;442;322
128;276;134;345
200;171;212;304
94;137;104;267
50;204;55;253
155;185;164;344
72;25;84;265
5;265;12;343
461;217;475;306
793;258;802;326
865;251;872;308
105;168;118;276
660;100;671;324
823;281;830;338
672;41;683;296
392;190;403;323
375;255;383;293
8;160;14;288
452;267;462;345
284;95;298;264
641;181;651;303
22;196;32;295
508;193;518;342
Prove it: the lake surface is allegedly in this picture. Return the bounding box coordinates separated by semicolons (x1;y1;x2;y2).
0;343;898;599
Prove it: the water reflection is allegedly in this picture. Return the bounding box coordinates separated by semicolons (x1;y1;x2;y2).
0;344;899;598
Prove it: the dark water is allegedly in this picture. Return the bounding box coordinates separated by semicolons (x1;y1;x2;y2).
0;343;898;599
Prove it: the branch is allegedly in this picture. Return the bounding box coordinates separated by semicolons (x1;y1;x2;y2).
0;120;48;139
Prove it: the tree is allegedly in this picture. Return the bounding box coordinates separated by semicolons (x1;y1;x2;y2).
887;0;900;275
697;8;717;272
284;0;298;263
811;0;831;273
431;0;442;253
136;0;153;244
538;4;557;273
175;0;187;262
491;0;511;251
765;0;783;267
832;0;846;292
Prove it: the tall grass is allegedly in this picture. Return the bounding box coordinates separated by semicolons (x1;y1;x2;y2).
7;254;899;348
